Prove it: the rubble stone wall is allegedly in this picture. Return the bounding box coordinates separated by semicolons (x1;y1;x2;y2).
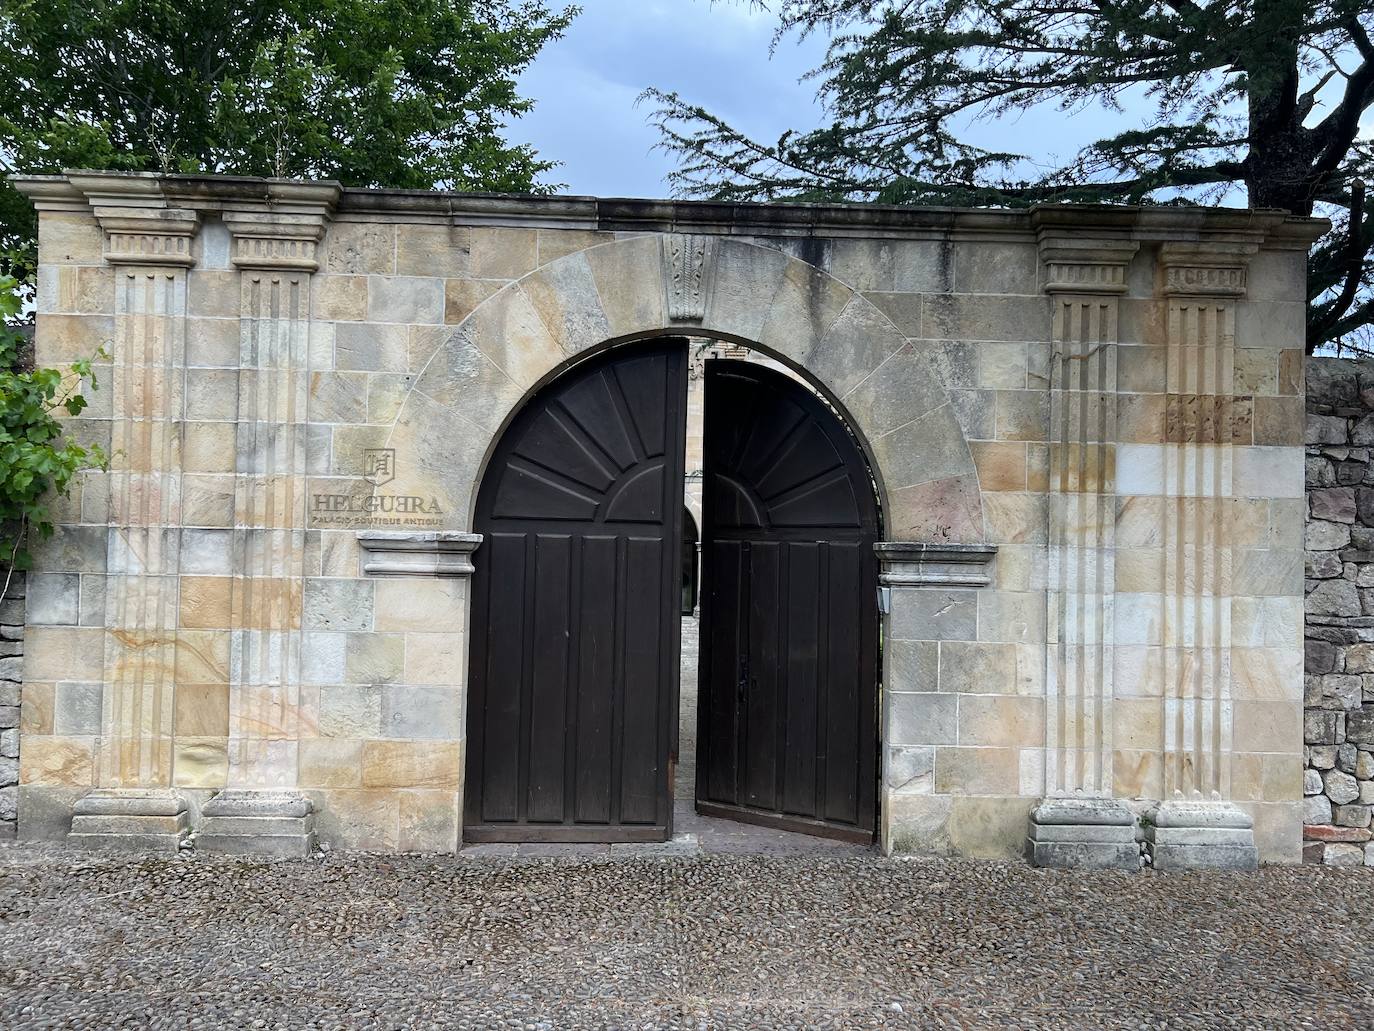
1304;357;1374;864
0;575;22;839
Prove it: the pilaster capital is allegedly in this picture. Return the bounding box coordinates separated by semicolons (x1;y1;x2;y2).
1157;242;1255;298
223;181;340;272
1037;238;1139;295
64;170;201;267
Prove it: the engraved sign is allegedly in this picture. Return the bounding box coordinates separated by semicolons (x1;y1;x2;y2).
310;449;444;529
363;448;396;486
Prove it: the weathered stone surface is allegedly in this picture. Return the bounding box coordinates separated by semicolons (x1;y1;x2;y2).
1143;801;1257;871
197;791;317;858
1304;768;1324;795
1148;843;1259;871
1338;742;1360;772
1308;579;1359;615
1355;414;1374;445
1304;822;1370;842
1318;842;1365;865
1025;797;1140;869
1335;803;1373;828
67;789;189;852
1306;639;1340;672
1349;708;1374;744
1310;744;1339;769
1306;710;1344;745
1026;840;1142;871
1308;413;1351;444
1323;768;1360;804
1311;487;1357;522
1317;675;1363;711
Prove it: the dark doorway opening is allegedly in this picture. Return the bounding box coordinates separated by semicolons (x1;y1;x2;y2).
681;508;699;616
464;342;879;847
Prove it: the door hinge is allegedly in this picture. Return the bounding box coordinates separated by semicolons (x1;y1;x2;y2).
877;585;892;614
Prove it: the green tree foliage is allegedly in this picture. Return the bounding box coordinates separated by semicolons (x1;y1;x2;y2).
0;277;107;589
0;0;576;292
646;1;1374;352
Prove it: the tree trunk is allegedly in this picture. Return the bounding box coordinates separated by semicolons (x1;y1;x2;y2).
1243;0;1314;215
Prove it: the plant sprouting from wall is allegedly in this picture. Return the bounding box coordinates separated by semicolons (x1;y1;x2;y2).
0;276;108;597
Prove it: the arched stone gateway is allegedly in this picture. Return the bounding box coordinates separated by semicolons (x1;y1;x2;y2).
12;172;1321;867
386;233;983;542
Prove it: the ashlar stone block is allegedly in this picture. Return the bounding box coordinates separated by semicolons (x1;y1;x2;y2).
1026;798;1141;871
68;789;189;852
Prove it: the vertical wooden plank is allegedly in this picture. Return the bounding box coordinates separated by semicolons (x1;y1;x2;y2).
526;534;572;823
702;540;743;805
783;542;820;817
823;541;862;826
574;535;617;823
745;541;781;810
477;532;527;824
620;536;665;824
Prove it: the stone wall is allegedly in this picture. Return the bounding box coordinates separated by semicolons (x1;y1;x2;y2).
0;575;22;839
10;172;1320;862
1304;357;1374;864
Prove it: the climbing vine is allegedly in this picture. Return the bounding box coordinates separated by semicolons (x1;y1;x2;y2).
0;275;107;595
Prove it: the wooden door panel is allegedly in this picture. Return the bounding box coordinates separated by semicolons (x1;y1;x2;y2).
698;360;879;843
465;341;687;842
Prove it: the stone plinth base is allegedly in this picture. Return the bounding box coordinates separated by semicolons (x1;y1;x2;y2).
1027;798;1141;870
198;791;316;858
69;789;189;852
1145;800;1258;871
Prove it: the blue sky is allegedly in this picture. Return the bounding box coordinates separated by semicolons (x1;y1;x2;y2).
514;2;1371;203
514;0;1134;199
516;1;824;197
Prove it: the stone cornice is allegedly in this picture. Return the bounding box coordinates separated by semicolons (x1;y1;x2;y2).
44;171;201;267
874;542;998;588
10;172;1331;250
357;531;483;577
10;173;1330;257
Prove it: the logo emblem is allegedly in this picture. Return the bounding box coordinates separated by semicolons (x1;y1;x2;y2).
363;448;396;486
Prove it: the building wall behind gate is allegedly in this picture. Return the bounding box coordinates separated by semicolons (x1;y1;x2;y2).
13;172;1320;860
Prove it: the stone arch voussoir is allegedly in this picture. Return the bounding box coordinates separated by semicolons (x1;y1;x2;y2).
386;233;984;541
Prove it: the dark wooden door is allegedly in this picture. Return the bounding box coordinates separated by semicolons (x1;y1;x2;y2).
465;340;688;842
698;360;880;842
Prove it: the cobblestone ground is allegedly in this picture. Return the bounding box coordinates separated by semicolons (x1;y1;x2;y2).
2;843;1372;1029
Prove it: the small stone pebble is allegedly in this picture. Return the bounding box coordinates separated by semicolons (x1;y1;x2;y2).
0;840;1371;1029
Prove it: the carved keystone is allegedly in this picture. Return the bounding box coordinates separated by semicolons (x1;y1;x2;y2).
662;233;716;322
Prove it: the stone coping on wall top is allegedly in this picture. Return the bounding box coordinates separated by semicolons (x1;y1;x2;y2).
874;542;998;588
357;531;483;578
13;170;1328;246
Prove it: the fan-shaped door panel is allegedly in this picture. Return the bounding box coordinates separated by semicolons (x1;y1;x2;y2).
465;341;688;842
698;360;880;842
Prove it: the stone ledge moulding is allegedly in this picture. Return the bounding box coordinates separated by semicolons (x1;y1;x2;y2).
873;542;997;588
357;531;484;577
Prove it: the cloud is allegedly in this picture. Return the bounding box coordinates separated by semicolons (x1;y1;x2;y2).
514;0;825;196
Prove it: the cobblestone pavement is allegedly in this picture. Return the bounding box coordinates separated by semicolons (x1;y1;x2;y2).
2;843;1372;1029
